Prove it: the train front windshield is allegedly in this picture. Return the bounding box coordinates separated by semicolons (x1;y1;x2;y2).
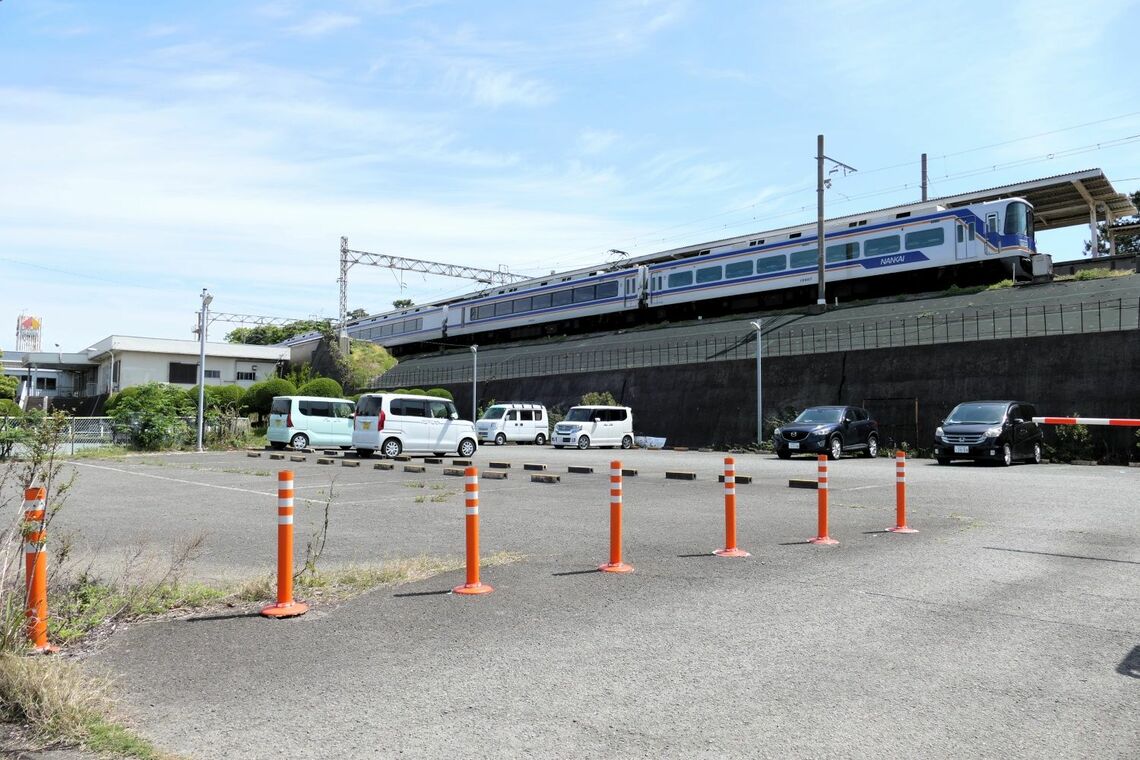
1004;201;1033;238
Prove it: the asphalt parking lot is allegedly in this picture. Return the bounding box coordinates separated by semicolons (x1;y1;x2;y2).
51;446;1140;758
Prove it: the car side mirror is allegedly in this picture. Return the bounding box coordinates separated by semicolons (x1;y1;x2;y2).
594;417;602;423
1012;418;1024;424
450;412;458;420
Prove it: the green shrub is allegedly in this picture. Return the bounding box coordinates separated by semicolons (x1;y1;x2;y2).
406;388;427;396
0;375;17;401
424;388;453;401
108;383;195;450
0;399;20;417
208;384;245;410
297;378;344;398
240;378;297;421
1045;415;1095;463
580;391;618;406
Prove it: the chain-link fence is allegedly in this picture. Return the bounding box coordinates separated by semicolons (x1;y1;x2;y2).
372;296;1140;390
0;416;252;458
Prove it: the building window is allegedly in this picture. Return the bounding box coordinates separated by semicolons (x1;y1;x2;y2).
35;377;57;391
204;370;221;379
168;362;198;384
236;371;257;381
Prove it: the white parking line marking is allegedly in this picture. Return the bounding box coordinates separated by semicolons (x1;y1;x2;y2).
71;461;330;505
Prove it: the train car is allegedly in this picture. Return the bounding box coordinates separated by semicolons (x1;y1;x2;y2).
282;196;1034;353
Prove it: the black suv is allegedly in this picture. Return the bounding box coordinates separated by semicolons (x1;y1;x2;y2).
773;406;879;460
934;400;1043;466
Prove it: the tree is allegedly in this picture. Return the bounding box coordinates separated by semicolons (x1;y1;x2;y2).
1084;189;1140;256
346;308;369;319
0;375;17;401
226;319;333;345
108;383;196;450
392;298;414;309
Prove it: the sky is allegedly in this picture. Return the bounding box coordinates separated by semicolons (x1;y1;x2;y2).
2;0;1139;352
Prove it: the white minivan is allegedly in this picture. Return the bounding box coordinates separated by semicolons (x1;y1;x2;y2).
552;405;634;450
268;396;356;450
352;393;478;459
476;403;550;446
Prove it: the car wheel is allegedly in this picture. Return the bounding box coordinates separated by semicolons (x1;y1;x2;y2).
777;450;791;460
356;448;373;459
576;435;591;450
864;434;878;458
621;435;633;450
494;432;506;446
828;436;843;460
381;437;402;458
1030;442;1042;464
535;433;547;446
999;443;1012;467
936;457;950;466
458;438;477;458
290;433;309;450
270;442;286;450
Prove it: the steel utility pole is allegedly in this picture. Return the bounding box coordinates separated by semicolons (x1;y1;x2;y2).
815;135;857;309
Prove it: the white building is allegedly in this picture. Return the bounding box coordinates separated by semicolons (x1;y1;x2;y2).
3;336;288;410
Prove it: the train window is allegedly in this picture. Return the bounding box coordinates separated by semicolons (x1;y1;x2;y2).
896;212;911;219
667;271;693;288
905;229;944;249
756;255;786;274
788;232;802;239
596;281;619;298
789;249;817;269
512;297;531;313
696;265;722;284
532;292;552;310
986;214;998;234
826;242;859;263
573;285;596;303
725;260;753;279
552;289;573;307
957;225;964;243
494;301;513;317
864;235;901;256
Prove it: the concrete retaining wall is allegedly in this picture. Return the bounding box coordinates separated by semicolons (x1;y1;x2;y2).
438;331;1140;456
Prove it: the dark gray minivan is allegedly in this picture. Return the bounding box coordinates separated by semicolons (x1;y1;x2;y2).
934;400;1043;466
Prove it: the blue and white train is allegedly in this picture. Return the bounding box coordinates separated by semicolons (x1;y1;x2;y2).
292;196;1036;353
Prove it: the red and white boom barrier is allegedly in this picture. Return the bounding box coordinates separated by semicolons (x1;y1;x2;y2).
1033;417;1140;427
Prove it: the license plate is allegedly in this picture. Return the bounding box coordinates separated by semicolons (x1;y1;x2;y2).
954;445;969;453
788;442;800;450
362;422;371;430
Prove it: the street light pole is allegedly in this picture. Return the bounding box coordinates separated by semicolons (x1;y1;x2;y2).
470;345;478;420
750;320;763;446
197;288;212;452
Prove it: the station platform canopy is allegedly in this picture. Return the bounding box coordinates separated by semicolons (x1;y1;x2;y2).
929;168;1136;232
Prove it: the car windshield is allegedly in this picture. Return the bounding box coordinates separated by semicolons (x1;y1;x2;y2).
945;403;1006;425
565;408;595;422
481;407;506;420
794;407;842;424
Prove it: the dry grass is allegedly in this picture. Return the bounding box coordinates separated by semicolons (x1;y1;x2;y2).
0;655;164;758
232;550;525;603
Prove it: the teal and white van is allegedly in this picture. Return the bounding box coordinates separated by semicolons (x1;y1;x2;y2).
268;396;356;450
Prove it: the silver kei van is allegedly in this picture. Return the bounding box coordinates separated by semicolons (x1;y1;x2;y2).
352;393;478;459
267;396;356;450
476;403;550;446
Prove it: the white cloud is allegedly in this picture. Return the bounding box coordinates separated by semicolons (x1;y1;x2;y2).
287;13;361;37
578;129;620;155
444;62;556;108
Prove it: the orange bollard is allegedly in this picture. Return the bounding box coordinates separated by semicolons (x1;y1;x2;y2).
454;467;493;594
23;487;57;653
886;450;918;534
714;457;750;558
599;460;634;573
808;455;838;545
261;470;309;618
